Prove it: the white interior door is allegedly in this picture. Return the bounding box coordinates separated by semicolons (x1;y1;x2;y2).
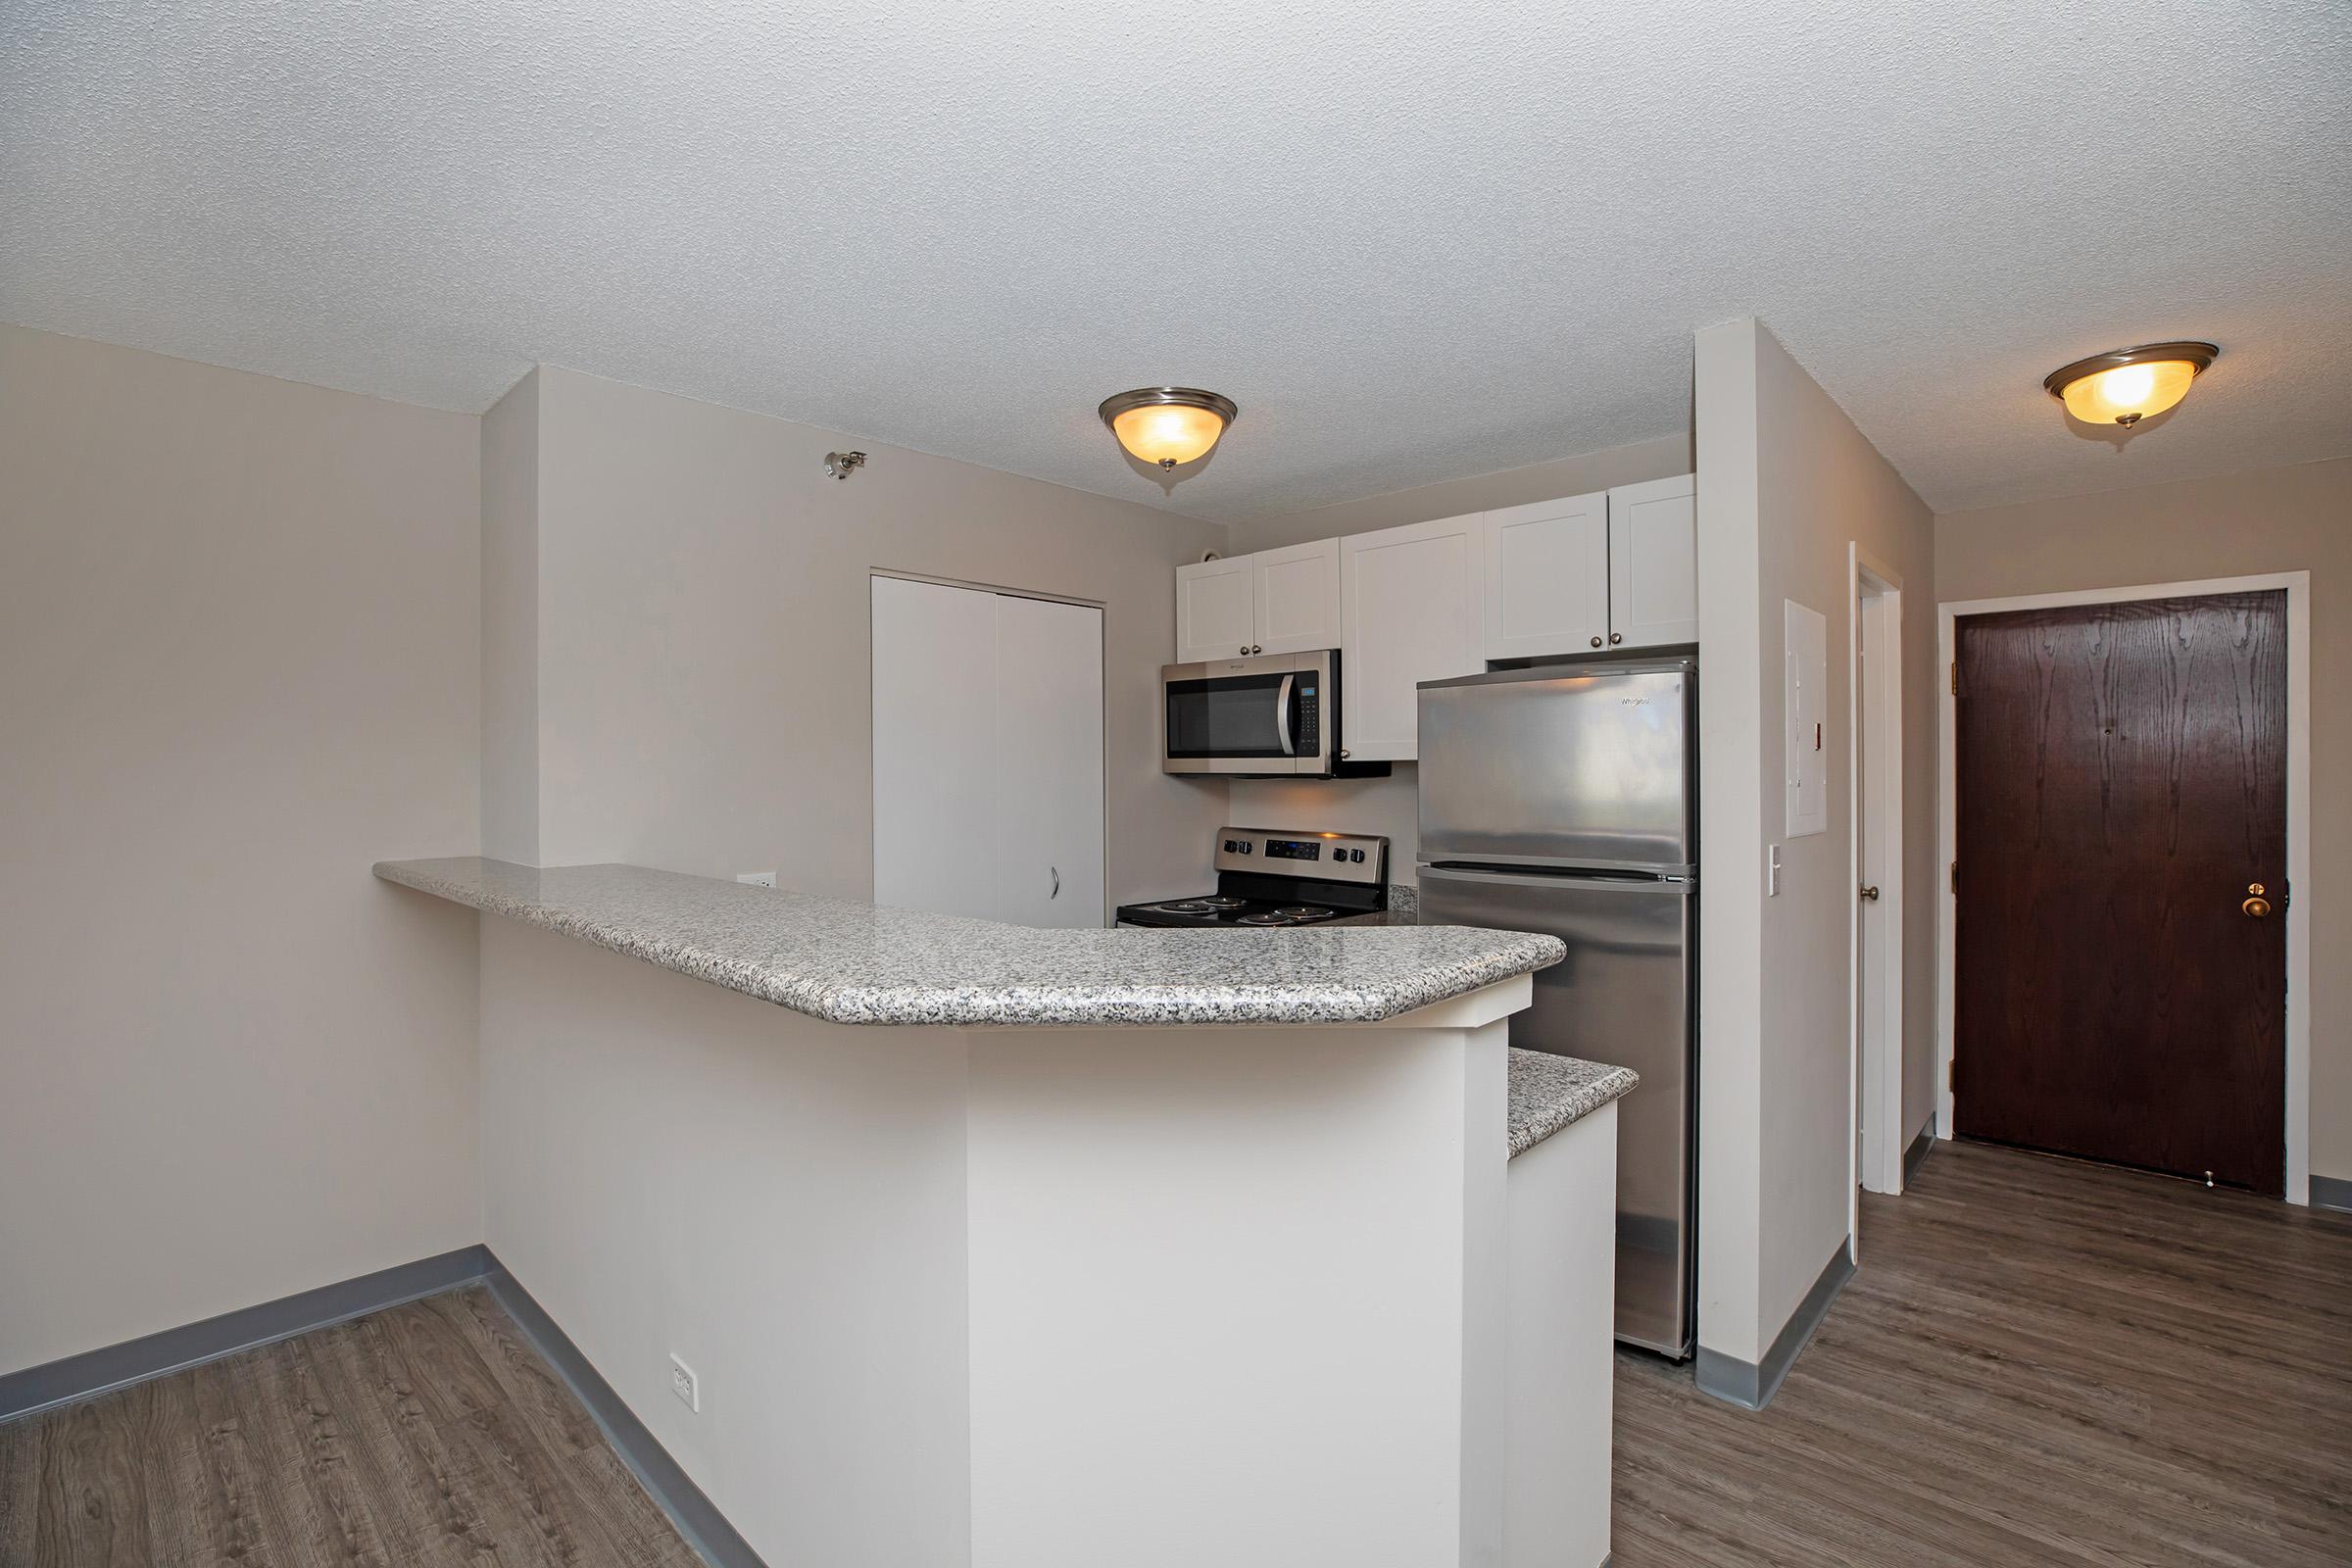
873;576;1104;927
996;593;1105;927
873;575;1001;919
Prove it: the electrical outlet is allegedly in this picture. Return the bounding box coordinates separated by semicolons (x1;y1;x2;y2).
736;871;776;888
669;1353;700;1413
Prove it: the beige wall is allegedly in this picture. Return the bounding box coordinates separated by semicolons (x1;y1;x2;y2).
1936;457;2352;1184
480;368;540;864
0;325;483;1374
1693;319;1938;1367
513;366;1234;909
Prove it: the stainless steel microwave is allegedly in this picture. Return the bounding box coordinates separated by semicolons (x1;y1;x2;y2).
1161;650;1340;776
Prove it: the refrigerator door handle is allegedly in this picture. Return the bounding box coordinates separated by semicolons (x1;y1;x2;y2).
1421;863;1694;890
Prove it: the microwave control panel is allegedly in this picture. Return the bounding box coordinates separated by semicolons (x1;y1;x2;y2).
1295;680;1320;752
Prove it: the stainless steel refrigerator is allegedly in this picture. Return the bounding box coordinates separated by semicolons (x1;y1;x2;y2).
1417;658;1697;1357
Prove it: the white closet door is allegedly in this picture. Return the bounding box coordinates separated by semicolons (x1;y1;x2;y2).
996;593;1105;927
873;576;1002;919
874;577;1105;927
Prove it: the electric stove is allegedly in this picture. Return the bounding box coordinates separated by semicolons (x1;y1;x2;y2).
1116;826;1389;928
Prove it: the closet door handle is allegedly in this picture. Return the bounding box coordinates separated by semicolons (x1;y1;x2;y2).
1051;866;1060;900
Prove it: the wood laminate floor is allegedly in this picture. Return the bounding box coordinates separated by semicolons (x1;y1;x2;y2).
1614;1139;2352;1567
4;1142;2345;1566
0;1287;702;1568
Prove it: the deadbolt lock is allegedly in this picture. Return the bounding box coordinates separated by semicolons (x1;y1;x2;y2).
2243;882;2272;919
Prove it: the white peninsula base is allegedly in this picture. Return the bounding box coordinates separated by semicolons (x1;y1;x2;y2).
382;859;1621;1568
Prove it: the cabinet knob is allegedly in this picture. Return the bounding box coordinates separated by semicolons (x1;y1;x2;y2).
1609;632;1624;645
1240;646;1250;655
1590;636;1603;648
1250;644;1262;654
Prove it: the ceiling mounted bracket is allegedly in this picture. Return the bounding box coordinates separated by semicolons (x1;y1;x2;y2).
824;450;867;480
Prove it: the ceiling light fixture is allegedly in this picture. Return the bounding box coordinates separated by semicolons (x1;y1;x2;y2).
1099;387;1238;470
2042;341;2218;427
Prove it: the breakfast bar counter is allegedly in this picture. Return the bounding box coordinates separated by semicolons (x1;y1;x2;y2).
376;858;1627;1568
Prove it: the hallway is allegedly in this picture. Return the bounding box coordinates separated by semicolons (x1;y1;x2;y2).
1613;1140;2352;1566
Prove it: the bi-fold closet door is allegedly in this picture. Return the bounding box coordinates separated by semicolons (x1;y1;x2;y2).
871;574;1105;927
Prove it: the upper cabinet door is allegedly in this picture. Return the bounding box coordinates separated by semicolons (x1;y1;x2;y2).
1250;538;1342;655
1339;514;1487;760
1607;474;1698;648
1481;492;1609;661
1175;556;1257;662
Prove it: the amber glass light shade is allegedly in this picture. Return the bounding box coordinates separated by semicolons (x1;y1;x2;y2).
2044;343;2216;427
1099;388;1239;470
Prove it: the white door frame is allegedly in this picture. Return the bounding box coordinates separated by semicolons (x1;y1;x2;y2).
1848;546;1906;1220
1935;572;2313;1204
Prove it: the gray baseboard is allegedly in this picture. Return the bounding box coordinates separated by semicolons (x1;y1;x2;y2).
0;1243;495;1424
1692;1239;1854;1411
1903;1119;1938;1185
2311;1173;2352;1214
484;1261;767;1568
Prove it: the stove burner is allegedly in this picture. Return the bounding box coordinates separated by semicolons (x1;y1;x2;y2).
1200;895;1249;909
1153;900;1215;913
1237;912;1296;926
1274;906;1333;919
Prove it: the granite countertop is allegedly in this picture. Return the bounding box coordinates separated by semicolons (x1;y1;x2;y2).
1506;1050;1640;1157
374;858;1564;1030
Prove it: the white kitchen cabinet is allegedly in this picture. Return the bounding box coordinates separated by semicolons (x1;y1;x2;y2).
1605;473;1698;648
1339;513;1486;760
1482;491;1610;661
1250;537;1344;654
1173;538;1339;662
872;575;1104;927
1174;555;1256;662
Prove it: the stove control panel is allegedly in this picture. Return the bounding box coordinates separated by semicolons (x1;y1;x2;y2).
1213;827;1387;885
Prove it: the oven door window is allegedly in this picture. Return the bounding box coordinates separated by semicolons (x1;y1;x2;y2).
1166;674;1290;759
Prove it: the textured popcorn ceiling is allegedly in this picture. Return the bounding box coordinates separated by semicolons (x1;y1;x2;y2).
4;1;2347;521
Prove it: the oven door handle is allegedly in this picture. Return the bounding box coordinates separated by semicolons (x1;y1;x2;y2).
1275;673;1296;756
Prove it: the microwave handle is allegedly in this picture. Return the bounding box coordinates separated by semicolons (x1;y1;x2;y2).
1275;673;1296;757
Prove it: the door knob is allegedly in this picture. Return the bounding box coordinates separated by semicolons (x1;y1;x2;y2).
2243;882;2271;918
1859;884;1881;902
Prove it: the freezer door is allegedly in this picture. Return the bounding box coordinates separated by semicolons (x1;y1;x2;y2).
1420;863;1694;1356
1418;664;1693;870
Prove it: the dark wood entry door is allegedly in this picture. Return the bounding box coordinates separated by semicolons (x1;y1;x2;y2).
1955;591;2287;1194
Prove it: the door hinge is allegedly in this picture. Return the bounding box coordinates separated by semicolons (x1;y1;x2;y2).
1949;860;1958;895
1949;661;1959;696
